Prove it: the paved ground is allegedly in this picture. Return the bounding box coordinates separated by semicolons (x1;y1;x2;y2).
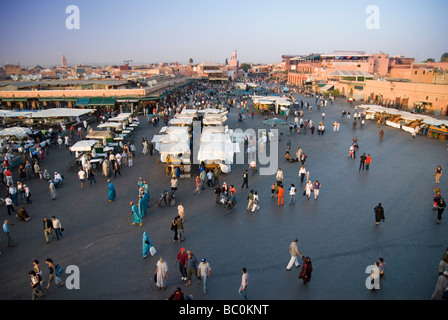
1;91;447;300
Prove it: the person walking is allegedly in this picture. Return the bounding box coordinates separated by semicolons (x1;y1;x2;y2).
175;247;188;281
378;257;386;284
241;170;249;189
286;238;303;271
276;168;283;182
78;168;86;189
177;202;184;220
431;271;448;300
359;153;367;171
155;257;168;290
5;195;15;216
438;246;448;275
251;191;259;212
299;165;306;184
193;175;201;195
3;220;16;247
277;184;284;206
289;184;296;204
88;167;96;185
51;216;63;240
247;190;254;211
107;180;116;202
238;268;249;300
44;258;64;289
213;166;220;186
185;251;201;287
214;184;221;204
370;261;381;290
29;271;45;300
304;180;313;199
436;198;446;224
198;258;211;295
130;201;143;226
142;231;153;258
374;203;385;225
313;180;321;200
49;180;57;200
298;257;313;285
43;217;54;243
366;154;372;170
435;165;443;184
175;215;184;242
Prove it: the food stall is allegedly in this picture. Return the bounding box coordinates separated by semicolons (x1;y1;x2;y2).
153;126;191;178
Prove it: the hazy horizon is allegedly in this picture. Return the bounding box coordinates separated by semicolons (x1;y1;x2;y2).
1;0;447;67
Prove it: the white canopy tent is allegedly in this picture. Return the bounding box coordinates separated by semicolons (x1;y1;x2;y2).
69;140;98;152
29;108;93;118
0;127;32;139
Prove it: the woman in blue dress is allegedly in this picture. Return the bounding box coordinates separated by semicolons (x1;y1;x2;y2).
130;201;142;226
108;180;116;202
142;231;152;258
138;194;146;218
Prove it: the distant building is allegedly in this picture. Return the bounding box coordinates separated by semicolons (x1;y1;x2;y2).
196;61;228;81
61;55;67;68
4;64;22;76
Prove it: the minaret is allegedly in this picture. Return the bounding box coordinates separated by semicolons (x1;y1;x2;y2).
61;55;67;68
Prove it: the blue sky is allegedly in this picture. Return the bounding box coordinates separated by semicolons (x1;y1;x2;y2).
0;0;447;67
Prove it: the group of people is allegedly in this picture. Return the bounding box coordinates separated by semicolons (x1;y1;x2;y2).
154;247;212;296
28;258;65;300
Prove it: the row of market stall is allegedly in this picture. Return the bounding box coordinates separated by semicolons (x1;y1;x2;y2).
151;108;242;177
70;112;139;168
359;104;448;141
251;95;293;115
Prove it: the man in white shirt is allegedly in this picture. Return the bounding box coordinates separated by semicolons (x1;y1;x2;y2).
51;216;63;240
286;238;303;271
197;258;211;295
238;268;249;300
78;168;86;189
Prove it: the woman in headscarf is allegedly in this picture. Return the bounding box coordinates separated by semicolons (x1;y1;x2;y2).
130;201;142;226
107;180;116;202
142;231;152;258
298;256;313;284
102;159;109;177
138;194;146;219
155;257;168;290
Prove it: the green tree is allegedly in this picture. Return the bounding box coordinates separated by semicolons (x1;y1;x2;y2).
441;52;448;62
189;58;193;64
239;63;251;73
424;58;435;63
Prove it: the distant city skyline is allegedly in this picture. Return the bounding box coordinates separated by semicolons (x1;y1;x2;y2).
0;0;447;67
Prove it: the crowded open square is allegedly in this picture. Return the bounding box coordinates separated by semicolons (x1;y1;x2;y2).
0;0;447;310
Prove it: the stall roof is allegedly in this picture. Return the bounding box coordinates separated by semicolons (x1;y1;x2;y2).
70;140;98;151
85;131;110;139
30;108;94;118
0;127;31;139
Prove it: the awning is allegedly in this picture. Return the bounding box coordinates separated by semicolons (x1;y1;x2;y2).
88;97;116;106
75;98;90;107
116;97;141;103
321;84;334;92
1;97;29;102
30;108;94;118
39;97;79;102
70;140;98;152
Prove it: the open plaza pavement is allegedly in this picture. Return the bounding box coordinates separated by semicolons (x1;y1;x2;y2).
0;89;447;301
